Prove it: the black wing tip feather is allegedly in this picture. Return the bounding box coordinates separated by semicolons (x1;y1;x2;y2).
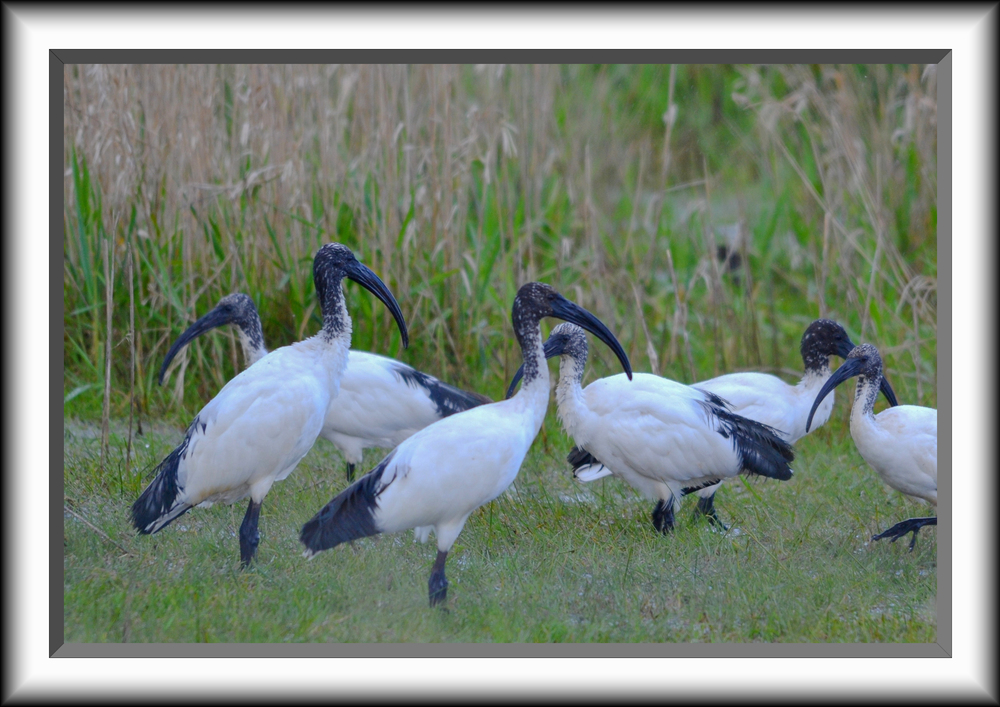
699;398;795;482
300;452;394;554
468;390;495;406
129;440;187;534
392;365;491;417
435;383;493;414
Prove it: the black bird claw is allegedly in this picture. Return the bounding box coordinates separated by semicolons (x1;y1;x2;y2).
871;517;936;552
701;510;729;532
694;495;729;532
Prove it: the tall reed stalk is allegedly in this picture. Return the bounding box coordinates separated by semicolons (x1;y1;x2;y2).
63;64;938;422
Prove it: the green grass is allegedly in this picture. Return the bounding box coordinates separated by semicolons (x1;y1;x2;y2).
63;413;936;643
62;63;938;643
62;64;937;421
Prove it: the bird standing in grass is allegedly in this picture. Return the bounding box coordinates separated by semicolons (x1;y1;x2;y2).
506;323;795;535
299;283;632;607
158;293;491;483
687;319;898;528
131;244;408;568
807;343;934;551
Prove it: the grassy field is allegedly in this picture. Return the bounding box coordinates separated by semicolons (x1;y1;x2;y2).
64;418;936;643
62;63;938;643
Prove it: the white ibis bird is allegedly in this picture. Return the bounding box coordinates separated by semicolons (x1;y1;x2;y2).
807;343;936;551
686;319;898;527
131;244;408;568
506;323;794;534
299;283;632;607
158;293;492;483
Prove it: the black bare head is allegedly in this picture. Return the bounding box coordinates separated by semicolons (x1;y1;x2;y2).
800;319;856;373
313;243;408;348
800;319;897;409
157;292;264;385
505;322;589;399
509;282;631;392
806;343;900;432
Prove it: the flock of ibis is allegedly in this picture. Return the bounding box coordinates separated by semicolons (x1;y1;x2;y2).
132;243;938;607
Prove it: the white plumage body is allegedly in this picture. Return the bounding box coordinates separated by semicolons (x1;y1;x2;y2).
367;379;548;549
134;244;410;567
166;301;488;471
559;372;760;504
683;370;832;503
570;369;833;490
181;337;345;510
322;351;475;464
804;342;933;550
850;402;937;506
694;370;833;445
300;283;635;606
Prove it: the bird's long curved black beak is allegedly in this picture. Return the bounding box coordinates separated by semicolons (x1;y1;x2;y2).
551;296;631;379
346;261;409;349
834;336;858;360
878;375;899;408
834;335;897;407
158;305;237;385
806;356;866;433
505;332;571;399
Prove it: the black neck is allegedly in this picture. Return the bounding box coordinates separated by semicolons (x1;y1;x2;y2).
317;277;349;342
512;300;544;388
802;348;832;375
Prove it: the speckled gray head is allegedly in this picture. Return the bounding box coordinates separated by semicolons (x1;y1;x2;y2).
157;292;264;385
544;323;590;364
505;322;593;399
847;342;884;374
806;342;900;432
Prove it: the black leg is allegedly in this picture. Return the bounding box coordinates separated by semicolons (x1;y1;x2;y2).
694;494;729;531
239;499;262;569
872;516;937;552
428;550;449;608
346;463;356;484
651;498;676;535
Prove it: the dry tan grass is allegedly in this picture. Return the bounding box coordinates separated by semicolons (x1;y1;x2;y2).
63;64;938;416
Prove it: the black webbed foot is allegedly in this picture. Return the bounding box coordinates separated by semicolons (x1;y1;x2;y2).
871;516;937;552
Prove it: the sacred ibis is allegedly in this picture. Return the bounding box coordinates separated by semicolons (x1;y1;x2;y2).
506;323;795;534
299;283;632;607
807;343;935;551
131;244;408;567
158;293;492;483
686;319;898;528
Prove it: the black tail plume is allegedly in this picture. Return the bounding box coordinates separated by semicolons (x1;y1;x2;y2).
698;393;794;481
567;445;602;470
130;438;191;534
300;452;394;556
